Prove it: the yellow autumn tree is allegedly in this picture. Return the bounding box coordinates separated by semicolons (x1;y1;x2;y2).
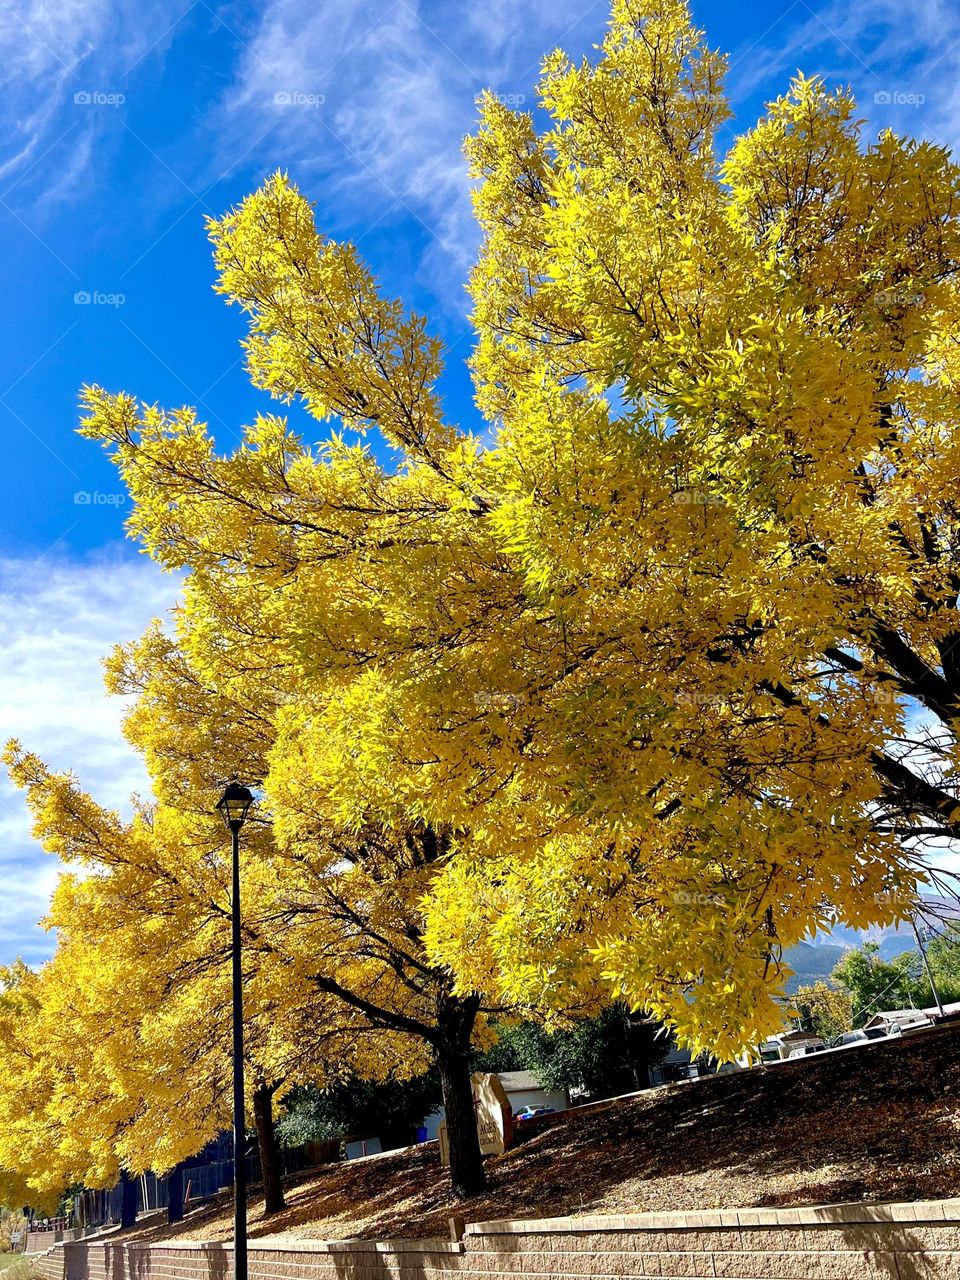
4;614;529;1199
791;981;854;1042
104;622;521;1197
40;0;959;1159
0;962;62;1215
0;744;422;1213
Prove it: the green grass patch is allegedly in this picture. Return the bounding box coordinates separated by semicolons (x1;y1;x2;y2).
0;1256;40;1278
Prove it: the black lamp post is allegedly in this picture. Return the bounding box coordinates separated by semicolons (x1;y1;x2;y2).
216;780;255;1280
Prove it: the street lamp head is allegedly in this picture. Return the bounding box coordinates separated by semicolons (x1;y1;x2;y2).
216;779;255;833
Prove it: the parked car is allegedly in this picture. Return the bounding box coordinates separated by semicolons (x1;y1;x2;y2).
831;1030;870;1049
514;1105;555;1121
786;1043;828;1059
830;1026;901;1050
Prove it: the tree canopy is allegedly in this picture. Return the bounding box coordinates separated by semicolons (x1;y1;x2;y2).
5;0;960;1208
476;1006;668;1098
80;0;960;1053
791;981;855;1041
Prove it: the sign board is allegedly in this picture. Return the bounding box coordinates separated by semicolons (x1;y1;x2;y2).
438;1072;514;1166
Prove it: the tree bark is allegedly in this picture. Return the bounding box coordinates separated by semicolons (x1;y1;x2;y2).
119;1168;137;1229
167;1164;184;1224
253;1082;286;1215
434;994;486;1199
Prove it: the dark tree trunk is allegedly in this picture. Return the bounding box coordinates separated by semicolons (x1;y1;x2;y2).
167;1164;184;1224
253;1083;286;1215
435;994;486;1199
119;1169;137;1229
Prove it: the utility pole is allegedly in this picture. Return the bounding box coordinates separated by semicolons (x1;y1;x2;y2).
910;916;945;1017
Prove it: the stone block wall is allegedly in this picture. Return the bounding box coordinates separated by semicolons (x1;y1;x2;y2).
28;1200;960;1280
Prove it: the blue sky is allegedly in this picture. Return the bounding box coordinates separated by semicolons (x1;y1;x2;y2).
1;0;958;965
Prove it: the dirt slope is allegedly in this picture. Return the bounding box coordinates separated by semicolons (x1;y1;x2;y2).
122;1023;960;1243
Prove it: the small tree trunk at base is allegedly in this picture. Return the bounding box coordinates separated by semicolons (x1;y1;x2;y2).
253;1082;286;1215
435;994;486;1199
167;1164;184;1224
119;1169;137;1229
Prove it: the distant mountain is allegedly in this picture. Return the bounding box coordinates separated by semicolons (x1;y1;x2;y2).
874;935;916;960
783;916;945;992
782;941;850;993
776;893;958;994
823;895;959;957
821;925;914;961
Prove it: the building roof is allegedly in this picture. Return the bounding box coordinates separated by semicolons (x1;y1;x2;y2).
496;1071;547;1092
863;1001;960;1029
863;1008;933;1028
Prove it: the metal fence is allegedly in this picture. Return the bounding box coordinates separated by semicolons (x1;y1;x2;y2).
73;1137;333;1229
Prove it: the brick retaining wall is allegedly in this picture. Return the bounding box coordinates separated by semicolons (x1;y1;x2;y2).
26;1229;82;1255
26;1232;59;1255
28;1200;960;1280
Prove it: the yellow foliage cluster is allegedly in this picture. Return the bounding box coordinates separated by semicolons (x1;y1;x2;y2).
0;739;427;1199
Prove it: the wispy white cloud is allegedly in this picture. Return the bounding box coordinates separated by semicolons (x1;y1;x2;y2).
724;0;960;154
0;553;179;966
0;0;188;201
210;0;605;310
